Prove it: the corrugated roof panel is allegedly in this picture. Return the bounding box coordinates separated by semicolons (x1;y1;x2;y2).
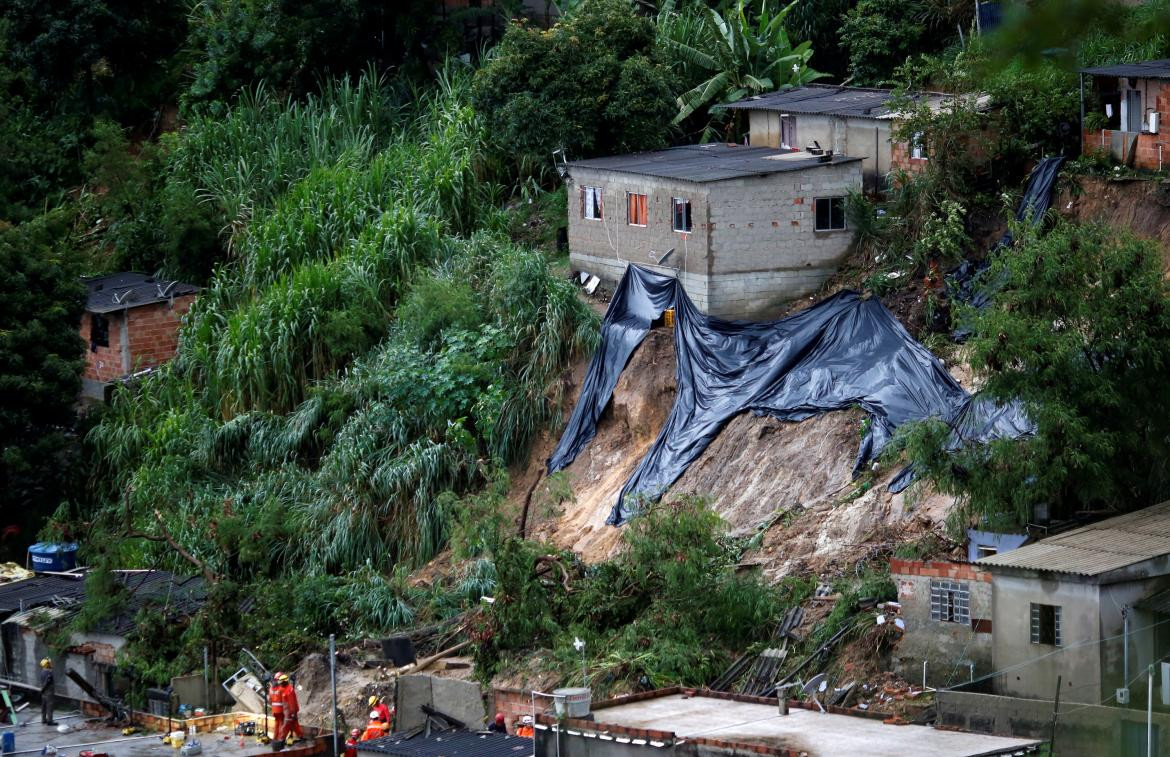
1080;59;1170;79
569;144;861;183
717;84;953;118
85;272;199;314
356;730;531;756
978;501;1170;577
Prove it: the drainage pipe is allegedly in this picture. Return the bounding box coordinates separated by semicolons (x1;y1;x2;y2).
8;735;157;755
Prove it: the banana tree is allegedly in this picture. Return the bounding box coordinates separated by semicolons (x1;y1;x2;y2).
664;0;825;129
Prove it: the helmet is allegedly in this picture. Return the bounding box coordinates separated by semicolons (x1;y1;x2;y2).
39;658;51;669
368;695;378;707
350;729;361;738
521;715;533;725
369;711;381;721
275;672;290;684
494;713;505;725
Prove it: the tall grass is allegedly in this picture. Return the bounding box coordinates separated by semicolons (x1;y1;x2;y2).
86;65;598;580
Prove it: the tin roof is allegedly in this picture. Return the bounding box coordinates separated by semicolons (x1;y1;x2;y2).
569;144;861;183
355;730;531;756
1080;59;1170;80
977;501;1170;578
716;84;957;119
85;272;199;314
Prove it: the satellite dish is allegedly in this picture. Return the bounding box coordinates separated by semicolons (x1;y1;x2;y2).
649;248;675;265
800;673;826;696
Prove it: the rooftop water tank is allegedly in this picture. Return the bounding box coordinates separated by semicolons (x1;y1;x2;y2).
27;543;78;573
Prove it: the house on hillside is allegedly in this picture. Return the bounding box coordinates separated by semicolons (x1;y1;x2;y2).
974;501;1170;708
1079;58;1169;169
0;570;206;706
81;272;199;401
717;84;985;191
566;144;862;319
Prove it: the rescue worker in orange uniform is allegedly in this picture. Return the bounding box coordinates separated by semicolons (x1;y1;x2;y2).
515;715;534;738
367;695;393;732
360;711;389;741
268;672;286;747
277;673;303;744
344;728;361;757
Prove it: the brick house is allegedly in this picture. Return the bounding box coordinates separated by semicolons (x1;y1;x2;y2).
1080;58;1170;169
889;557;995;689
81;272;199;400
566;144;862;319
718;85;977;191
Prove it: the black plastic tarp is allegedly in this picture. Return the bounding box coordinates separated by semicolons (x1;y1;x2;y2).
548;265;1031;526
950;156;1065;321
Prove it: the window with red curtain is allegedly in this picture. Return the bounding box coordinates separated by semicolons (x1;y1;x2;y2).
627;192;648;226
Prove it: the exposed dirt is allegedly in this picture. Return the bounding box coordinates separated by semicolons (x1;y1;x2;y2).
1059;175;1170;260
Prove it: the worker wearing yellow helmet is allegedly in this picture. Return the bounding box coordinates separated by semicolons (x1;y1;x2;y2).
367;695;392;731
277;672;303;745
269;672;287;747
39;658;57;726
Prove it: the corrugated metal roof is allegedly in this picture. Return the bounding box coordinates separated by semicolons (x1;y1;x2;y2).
0;574;86;614
85;272;199;313
569;144;861;183
716;84;955;119
1080;59;1170;80
977;501;1170;577
355;730;531;756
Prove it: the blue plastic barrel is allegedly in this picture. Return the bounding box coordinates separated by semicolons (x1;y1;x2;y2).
2;729;15;754
27;543;79;573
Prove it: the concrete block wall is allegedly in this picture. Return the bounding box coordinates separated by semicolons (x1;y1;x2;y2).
567;161;862;320
705;163;860;318
888;558;993;688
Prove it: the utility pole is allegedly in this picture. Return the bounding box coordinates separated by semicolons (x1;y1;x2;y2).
1049;675;1061;754
1149;665;1155;757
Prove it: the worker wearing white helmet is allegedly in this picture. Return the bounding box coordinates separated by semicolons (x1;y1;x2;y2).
516;715;534;738
360;710;389;741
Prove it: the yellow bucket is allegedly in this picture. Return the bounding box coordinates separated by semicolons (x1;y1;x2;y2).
664;308;675;327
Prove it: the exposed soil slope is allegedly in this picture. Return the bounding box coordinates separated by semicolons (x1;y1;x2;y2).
517;321;960;581
1060;176;1170;257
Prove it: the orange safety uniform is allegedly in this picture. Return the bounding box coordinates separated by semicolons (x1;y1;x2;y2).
269;682;286;741
279;682;304;742
515;724;534;738
360;718;389;742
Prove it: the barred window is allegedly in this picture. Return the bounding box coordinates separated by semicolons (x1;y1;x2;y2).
930;579;970;625
1031;603;1062;646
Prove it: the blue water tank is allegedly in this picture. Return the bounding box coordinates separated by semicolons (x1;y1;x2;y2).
2;729;15;754
27;543;79;573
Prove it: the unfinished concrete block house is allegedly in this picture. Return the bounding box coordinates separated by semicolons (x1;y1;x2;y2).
1080;58;1170;169
718;84;962;190
81;272;199;401
566;143;862;318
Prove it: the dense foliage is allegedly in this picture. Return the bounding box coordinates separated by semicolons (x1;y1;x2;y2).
476;498;784;694
473;0;677;175
903;221;1170;527
0;212;86;560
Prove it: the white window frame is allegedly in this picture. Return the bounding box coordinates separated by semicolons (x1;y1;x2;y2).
671;197;692;233
910;131;927;161
930;580;971;625
1030;603;1062;646
780;115;797;150
582;186;603;221
813;196;847;232
626;191;648;227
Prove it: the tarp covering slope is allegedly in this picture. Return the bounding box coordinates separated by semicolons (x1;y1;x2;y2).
548;265;1030;526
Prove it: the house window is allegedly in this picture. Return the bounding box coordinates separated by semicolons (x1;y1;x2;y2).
671;198;692;233
910;132;927;160
90;313;110;350
627;192;648;227
780;115;797;150
582;186;603;220
814;197;846;231
930;580;970;625
1031;603;1062;646
975;545;998;559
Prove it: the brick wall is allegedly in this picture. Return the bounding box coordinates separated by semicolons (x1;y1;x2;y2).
889;558;993;688
127;294;195;372
889;140;929;176
83;310;128;383
1082;79;1170;170
490;686;535;733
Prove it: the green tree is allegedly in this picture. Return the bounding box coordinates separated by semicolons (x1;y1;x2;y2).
663;0;823;131
0;211;86;538
841;0;949;86
903;221;1170;526
472;0;677;174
